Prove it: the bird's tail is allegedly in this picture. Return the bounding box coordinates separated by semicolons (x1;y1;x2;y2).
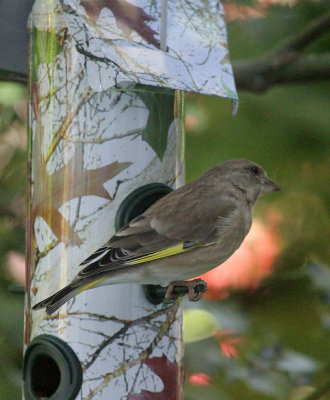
32;281;81;315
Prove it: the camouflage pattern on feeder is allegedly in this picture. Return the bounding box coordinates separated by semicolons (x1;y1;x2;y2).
60;0;238;101
25;0;237;398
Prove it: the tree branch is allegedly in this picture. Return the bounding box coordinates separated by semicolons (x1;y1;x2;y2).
233;12;330;93
233;53;330;92
0;69;27;84
276;11;330;54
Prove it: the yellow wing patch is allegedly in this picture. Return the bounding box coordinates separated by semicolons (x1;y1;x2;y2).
77;278;105;294
130;243;186;265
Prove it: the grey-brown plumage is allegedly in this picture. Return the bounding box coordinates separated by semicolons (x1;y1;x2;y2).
33;159;280;314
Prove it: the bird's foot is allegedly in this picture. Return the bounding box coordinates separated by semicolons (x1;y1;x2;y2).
165;279;207;302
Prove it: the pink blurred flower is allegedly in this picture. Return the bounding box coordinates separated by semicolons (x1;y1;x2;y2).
189;373;212;386
200;216;282;300
185;113;199;132
6;251;25;284
215;330;244;359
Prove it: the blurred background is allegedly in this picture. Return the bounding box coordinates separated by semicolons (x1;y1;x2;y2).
0;0;329;399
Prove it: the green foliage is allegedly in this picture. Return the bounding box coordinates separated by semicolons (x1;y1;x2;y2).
0;82;26;400
0;1;329;399
0;289;24;399
0;82;26;107
183;2;330;399
0;82;26;133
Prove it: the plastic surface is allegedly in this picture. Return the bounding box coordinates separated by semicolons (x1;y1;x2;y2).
115;182;172;230
23;334;82;400
26;2;184;398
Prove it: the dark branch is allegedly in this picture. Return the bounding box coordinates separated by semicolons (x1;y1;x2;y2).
233;53;330;92
276;11;330;54
233;12;330;93
0;69;27;84
274;54;330;84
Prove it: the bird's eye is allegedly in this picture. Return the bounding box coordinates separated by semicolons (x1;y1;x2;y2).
250;166;259;175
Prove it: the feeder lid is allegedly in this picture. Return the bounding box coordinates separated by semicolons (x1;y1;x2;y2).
59;0;238;102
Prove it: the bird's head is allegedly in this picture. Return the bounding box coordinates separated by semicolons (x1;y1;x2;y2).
213;159;281;206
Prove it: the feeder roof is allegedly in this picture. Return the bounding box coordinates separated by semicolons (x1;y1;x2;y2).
60;0;238;101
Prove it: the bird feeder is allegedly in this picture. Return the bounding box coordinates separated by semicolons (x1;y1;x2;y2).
24;0;237;399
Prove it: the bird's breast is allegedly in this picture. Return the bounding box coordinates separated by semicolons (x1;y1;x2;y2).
215;206;252;256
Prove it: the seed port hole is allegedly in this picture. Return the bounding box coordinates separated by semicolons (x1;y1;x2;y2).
31;354;61;398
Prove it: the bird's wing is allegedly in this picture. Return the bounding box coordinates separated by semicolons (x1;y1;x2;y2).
78;190;236;279
77;216;199;279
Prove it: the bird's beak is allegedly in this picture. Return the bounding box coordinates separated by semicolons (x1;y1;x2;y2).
261;176;281;194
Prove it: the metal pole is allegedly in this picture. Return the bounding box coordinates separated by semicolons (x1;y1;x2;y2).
24;0;184;399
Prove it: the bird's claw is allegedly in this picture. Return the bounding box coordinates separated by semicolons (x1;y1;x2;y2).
165;278;207;302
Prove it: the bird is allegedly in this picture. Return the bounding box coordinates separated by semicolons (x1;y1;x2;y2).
33;159;280;314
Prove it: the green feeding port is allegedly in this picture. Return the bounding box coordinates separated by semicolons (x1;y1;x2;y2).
115;183;173;304
115;182;172;230
23;334;82;400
